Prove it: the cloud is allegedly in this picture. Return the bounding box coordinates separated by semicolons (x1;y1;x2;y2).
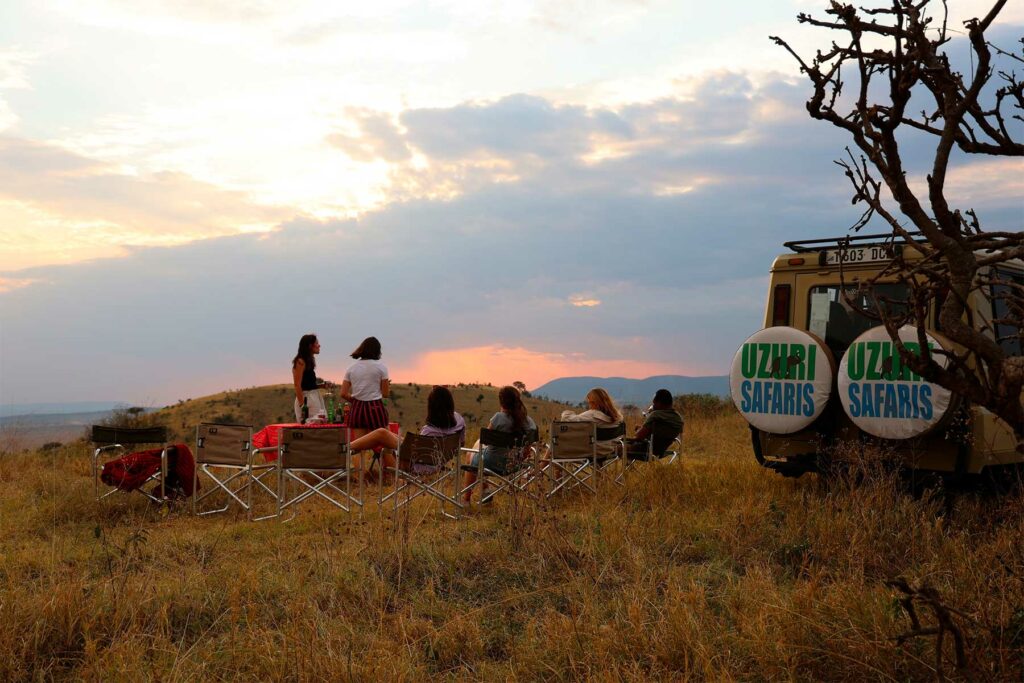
569;295;601;307
0;137;291;269
326;109;411;163
2;52;1020;404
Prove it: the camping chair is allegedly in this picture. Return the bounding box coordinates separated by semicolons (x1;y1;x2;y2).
192;423;273;518
615;435;683;485
91;425;170;503
253;426;355;521
541;421;597;498
594;422;627;475
460;428;540;504
386;432;463;519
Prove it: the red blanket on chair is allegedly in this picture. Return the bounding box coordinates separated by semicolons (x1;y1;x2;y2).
100;444;198;497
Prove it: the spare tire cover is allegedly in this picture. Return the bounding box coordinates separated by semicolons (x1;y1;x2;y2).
730;327;835;434
837;325;954;439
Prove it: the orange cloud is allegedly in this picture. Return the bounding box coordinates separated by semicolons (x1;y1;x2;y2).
390;344;683;391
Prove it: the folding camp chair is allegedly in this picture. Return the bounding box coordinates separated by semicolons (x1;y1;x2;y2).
253;426;355;521
460;428;540;504
541;421;598;498
386;432;463;519
594;422;627;474
192;423;274;518
615;435;683;485
91;425;170;503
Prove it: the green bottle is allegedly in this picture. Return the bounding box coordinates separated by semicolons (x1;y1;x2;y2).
326;393;336;423
301;398;309;424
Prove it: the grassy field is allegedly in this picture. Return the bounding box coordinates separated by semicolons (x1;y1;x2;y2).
2;400;1024;680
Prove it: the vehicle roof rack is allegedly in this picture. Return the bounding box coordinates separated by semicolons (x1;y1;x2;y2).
783;231;924;253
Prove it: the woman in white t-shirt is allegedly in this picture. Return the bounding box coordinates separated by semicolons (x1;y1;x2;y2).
340;336;390;441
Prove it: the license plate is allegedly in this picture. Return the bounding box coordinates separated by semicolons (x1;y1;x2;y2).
822;245;893;265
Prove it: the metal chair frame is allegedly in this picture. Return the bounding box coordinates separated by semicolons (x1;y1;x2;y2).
192;423;277;518
541;422;625;498
91;425;170;504
460;428;540;504
252;426;356;522
386;432;463;519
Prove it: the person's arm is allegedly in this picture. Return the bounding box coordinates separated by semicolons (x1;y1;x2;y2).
380;378;390;399
634;414;654;441
292;361;305;406
340;379;353;402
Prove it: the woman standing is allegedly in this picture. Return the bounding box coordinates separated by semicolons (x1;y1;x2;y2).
340;336;390;441
292;333;324;423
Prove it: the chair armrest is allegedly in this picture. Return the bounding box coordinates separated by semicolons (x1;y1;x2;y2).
459;447;479;454
250;446;279;466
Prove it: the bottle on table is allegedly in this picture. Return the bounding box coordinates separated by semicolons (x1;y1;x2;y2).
342;402;350;424
301;398;309;424
326;392;336;423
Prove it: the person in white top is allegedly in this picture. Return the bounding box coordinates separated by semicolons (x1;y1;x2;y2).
340;336;391;444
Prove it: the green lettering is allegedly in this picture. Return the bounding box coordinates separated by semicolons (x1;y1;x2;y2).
847;343;865;380
866;342;882;380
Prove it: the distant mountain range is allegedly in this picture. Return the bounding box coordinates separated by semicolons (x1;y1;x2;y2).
532;375;729;405
0;401;126;419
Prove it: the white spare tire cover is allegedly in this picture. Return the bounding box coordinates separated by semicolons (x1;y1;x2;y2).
730;327;835;434
838;325;954;440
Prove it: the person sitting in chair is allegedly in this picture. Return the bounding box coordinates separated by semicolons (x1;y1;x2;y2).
461;385;536;503
558;387;623;459
625;389;683;459
347;385;465;480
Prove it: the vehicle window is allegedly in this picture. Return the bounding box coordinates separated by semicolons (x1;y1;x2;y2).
992;269;1023;357
806;283;910;356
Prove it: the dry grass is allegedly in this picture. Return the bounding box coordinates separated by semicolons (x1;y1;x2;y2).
2;411;1024;681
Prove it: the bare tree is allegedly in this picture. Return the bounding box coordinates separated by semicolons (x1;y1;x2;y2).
772;0;1024;443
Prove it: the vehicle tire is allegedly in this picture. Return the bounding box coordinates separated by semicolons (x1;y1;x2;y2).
750;426;766;467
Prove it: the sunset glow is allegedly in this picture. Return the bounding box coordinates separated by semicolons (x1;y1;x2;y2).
390;345;686;392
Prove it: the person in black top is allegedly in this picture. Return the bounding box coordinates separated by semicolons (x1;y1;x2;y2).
626;389;683;459
291;333;324;423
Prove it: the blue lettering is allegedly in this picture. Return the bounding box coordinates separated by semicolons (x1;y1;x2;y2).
884;383;898;418
802;383;815;417
751;382;763;413
847;383;861;418
783;382;795;415
920;385;933;420
862;383;875;418
741;380;751;412
897;384;911;418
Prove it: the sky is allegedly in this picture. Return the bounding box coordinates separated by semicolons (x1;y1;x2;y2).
0;0;1021;407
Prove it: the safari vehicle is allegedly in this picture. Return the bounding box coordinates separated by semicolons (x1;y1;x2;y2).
730;233;1023;479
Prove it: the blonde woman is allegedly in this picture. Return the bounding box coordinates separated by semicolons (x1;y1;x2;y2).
558;387;623;458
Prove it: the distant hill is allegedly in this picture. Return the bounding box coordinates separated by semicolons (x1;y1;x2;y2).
0;401;124;418
107;383;574;445
532;375;729;405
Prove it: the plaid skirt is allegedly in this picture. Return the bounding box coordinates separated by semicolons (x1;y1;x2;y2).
347;398;389;430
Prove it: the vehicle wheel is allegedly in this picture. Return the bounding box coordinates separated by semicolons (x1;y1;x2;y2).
750;426;766;467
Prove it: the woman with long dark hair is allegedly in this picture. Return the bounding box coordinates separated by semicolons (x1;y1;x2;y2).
347;385;465;479
348;385;465;452
461;385;536;502
340;336;390;441
291;333;324;423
